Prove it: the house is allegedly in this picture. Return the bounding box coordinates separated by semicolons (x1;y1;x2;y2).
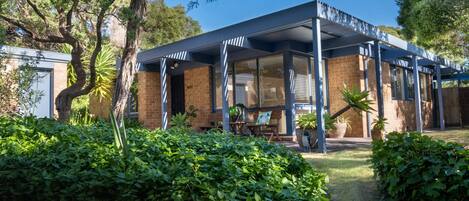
135;1;459;151
0;45;70;118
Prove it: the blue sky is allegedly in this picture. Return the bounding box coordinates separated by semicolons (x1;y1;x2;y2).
165;0;400;32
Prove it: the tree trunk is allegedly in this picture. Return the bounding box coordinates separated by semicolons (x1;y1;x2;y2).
331;105;352;119
112;0;147;124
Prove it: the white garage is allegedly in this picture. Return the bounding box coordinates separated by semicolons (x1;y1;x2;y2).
1;45;70;118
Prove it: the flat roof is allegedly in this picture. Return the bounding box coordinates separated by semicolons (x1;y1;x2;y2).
138;1;459;70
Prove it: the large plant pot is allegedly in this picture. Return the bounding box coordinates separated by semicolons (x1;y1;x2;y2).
329;122;347;138
371;129;384;141
296;129;318;150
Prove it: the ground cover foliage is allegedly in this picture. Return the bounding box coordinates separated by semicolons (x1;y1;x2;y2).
0;116;328;201
371;132;468;201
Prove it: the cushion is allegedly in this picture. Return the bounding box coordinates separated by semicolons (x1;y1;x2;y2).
256;111;272;125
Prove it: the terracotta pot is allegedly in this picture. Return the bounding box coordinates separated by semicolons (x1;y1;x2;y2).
371;129;384;141
329;122;347;138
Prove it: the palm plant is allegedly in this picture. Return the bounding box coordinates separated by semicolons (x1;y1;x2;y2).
331;85;375;119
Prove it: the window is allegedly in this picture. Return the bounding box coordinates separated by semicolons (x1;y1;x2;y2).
213;65;233;109
293;55;310;103
406;70;414;100
391;65;405;100
259;55;285;107
420;73;431;101
234;59;258;108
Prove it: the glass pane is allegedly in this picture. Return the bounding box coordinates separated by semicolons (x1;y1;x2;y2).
234;59;258;108
420;73;428;101
310;57;328;107
397;68;405;99
214;65;233;109
293;55;310;103
407;70;414;99
259;54;285;107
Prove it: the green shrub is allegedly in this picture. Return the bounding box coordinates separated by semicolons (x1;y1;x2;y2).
371;132;469;201
0;116;328;200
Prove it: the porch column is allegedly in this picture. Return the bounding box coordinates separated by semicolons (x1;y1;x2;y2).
284;52;296;136
373;40;384;118
160;58;169;130
412;55;423;132
436;65;445;130
312;17;326;153
220;42;230;131
364;43;372;138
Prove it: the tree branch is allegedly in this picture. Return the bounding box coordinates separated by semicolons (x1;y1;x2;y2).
26;0;49;28
82;1;115;95
0;14;65;43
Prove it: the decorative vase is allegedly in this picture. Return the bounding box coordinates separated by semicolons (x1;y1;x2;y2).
329;122;347;138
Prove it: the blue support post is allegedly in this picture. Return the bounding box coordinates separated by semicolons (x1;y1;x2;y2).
220;42;230;131
412;55;423;132
312;17;326;153
436;65;445;130
160;58;169;130
364;43;372;138
373;40;384;118
284;52;296;136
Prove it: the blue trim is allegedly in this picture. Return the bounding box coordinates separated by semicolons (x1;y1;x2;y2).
373;41;384;118
283;52;296;136
0;45;71;63
312;17;326;153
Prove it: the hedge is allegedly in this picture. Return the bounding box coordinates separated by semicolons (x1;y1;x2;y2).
0;117;328;201
371;132;469;201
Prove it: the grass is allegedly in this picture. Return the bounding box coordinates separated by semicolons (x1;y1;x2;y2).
424;128;469;146
302;147;379;201
299;128;469;201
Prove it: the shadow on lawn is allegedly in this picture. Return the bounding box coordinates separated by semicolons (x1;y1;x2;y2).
302;147;380;201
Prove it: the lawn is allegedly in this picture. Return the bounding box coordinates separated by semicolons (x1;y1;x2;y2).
424;128;469;146
302;147;380;201
300;128;469;201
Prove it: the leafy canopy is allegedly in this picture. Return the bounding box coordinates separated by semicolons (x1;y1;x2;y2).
396;0;469;63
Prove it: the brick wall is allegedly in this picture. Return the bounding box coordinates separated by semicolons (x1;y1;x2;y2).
137;67;213;130
137;72;171;129
184;67;212;130
366;57;433;133
52;63;68;117
328;55;367;137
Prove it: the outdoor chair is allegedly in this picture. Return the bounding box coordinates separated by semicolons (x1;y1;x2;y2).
246;110;281;142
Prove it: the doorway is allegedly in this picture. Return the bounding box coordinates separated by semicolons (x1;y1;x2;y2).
171;74;185;115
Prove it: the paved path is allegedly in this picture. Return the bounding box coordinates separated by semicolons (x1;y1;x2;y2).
278;138;372;153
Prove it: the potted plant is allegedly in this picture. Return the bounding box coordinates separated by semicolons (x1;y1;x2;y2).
329;85;375;138
329;116;350;138
296;113;317;149
371;117;387;141
229;103;245;122
296;113;336;150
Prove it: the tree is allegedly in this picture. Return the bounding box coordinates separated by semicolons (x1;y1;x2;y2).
141;0;202;50
112;0;209;124
396;0;469;63
378;25;406;40
0;0;118;122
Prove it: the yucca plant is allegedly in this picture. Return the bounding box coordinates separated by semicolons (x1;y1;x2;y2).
110;111;128;159
62;44;116;101
331;84;375;119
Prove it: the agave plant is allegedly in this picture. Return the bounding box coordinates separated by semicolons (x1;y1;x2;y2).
331;84;375;119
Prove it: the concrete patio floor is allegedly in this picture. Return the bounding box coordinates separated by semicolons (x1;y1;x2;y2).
278;137;372;153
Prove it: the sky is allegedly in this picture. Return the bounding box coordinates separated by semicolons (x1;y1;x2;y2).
165;0;400;32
